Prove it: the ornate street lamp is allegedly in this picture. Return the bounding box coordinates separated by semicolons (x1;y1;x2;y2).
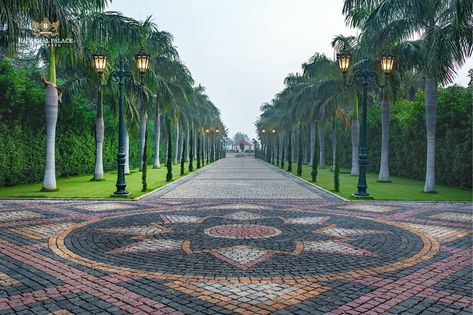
380;53;395;75
336;50;351;75
135;47;150;75
92;51;107;75
337;51;395;198
108;49;150;196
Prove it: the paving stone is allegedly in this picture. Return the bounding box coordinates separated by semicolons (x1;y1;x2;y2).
0;155;471;314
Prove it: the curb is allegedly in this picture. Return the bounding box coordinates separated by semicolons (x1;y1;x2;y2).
135;162;215;201
0;162;215;203
135;161;216;201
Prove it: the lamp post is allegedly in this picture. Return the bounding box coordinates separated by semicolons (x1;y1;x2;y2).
273;129;280;167
92;51;107;181
221;137;227;158
337;50;395;198
205;129;210;165
271;129;276;165
261;129;267;161
252;138;258;158
104;49;149;196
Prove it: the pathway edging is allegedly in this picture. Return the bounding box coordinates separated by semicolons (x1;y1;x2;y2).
258;159;349;202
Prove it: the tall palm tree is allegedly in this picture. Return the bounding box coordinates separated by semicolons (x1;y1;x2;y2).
343;0;473;191
1;0;114;190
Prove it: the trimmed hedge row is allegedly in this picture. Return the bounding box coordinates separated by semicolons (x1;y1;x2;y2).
0;60;159;187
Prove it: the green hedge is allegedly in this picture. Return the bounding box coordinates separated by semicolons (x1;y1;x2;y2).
0;60;160;187
333;85;472;188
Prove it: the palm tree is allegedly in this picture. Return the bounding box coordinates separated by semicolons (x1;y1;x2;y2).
0;1;146;190
343;0;473;192
85;12;144;180
153;101;161;168
44;1;109;190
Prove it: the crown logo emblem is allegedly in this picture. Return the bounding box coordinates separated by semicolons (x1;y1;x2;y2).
32;17;59;37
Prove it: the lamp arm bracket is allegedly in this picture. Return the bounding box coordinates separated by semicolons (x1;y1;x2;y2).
343;70;362;88
370;72;387;88
109;70;134;83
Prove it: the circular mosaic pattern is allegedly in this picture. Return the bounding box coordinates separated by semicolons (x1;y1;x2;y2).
50;208;439;281
204;224;282;239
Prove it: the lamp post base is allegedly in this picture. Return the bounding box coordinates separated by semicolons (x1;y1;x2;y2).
113;188;129;196
352;192;373;199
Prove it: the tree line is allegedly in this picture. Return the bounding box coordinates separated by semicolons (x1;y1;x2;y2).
256;0;472;192
0;0;227;190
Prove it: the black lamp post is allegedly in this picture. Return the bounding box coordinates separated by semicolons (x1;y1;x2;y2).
221;137;226;158
337;50;395;198
271;129;276;165
261;129;268;161
205;129;210;165
273;129;280;167
101;49;149;196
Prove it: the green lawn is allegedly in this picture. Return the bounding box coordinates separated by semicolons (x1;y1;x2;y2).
279;163;471;201
0;163;194;199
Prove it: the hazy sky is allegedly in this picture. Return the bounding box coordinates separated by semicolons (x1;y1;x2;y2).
109;0;472;139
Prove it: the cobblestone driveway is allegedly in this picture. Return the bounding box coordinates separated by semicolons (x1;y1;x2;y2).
0;155;471;314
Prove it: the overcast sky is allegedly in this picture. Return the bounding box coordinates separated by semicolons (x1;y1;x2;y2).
109;0;472;140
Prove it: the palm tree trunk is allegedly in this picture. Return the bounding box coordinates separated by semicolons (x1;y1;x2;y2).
287;129;292;172
189;127;194;172
201;133;205;166
185;127;190;162
139;106;147;171
41;44;58;191
173;121;179;165
351;97;360;176
197;130;201;169
166;117;173;182
41;76;59;191
153;109;161;169
318;124;325;168
297;125;303;176
124;128;130;174
334;122;340;192
304;124;310;165
378;96;390;181
180;134;186;176
142;129;148;192
424;79;438;192
93;84;105;180
332;119;337;170
193;129;197;159
311;122;319;182
281;132;285;169
310;122;315;165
